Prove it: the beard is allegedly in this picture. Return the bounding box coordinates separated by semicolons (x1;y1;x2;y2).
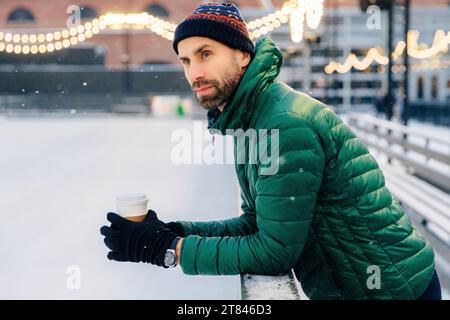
192;60;243;110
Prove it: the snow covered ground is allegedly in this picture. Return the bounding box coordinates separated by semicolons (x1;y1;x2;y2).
0;114;241;299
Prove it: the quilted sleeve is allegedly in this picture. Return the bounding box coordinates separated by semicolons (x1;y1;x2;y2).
179;117;325;275
176;190;258;237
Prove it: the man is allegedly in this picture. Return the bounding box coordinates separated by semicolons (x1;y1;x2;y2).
100;2;441;300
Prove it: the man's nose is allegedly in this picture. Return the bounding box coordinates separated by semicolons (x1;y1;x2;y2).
188;63;206;84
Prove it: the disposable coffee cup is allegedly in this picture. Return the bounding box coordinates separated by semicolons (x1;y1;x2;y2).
115;193;149;222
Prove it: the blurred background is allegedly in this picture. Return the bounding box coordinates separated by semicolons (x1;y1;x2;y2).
0;0;448;299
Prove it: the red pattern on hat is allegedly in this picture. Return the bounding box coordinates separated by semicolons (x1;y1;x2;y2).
186;13;250;37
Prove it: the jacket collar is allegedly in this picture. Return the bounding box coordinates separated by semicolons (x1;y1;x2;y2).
206;36;283;135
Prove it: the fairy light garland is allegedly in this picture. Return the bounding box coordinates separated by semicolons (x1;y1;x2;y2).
324;47;389;74
406;29;449;59
290;1;306;43
325;29;450;74
305;0;324;29
0;0;324;55
0;17;106;54
247;6;291;40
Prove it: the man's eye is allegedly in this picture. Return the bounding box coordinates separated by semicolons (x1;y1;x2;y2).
202;52;211;59
182;60;189;65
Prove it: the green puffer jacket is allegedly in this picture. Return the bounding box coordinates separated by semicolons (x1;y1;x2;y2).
177;36;435;299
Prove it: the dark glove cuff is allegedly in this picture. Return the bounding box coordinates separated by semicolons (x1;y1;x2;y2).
147;229;178;266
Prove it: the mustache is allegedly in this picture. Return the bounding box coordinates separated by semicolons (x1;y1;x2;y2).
192;79;218;90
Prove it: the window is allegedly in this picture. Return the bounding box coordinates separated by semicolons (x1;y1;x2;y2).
310;48;342;58
351;81;382;89
288;81;303;89
311;80;343;89
329;81;343;89
145;4;170;17
431;76;438;99
393;81;402;89
351;96;375;104
323;96;343;105
7;8;35;23
311;65;327;73
417;76;424;99
80;6;98;20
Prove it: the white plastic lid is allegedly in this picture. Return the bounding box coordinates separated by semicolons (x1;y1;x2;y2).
115;193;148;205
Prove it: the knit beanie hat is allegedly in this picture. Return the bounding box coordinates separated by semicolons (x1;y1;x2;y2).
172;2;255;58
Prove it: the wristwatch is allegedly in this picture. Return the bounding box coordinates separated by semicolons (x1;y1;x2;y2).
164;236;180;267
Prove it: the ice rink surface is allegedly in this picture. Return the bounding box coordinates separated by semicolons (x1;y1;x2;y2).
0;115;241;299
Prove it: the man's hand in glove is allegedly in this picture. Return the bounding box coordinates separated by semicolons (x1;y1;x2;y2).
161;221;185;237
100;210;180;268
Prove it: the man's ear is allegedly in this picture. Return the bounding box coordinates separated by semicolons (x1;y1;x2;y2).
238;50;251;69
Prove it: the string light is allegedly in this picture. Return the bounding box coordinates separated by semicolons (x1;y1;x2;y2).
324;47;389;74
305;0;324;29
407;29;450;59
247;1;297;40
392;41;406;60
0;0;324;54
0;12;176;54
290;1;306;43
326;29;450;74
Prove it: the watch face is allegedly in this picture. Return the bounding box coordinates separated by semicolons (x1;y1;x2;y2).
164;251;176;267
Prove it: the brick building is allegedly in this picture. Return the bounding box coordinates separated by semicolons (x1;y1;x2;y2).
0;0;287;68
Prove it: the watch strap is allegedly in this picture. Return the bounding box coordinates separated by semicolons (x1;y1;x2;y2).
169;236;181;251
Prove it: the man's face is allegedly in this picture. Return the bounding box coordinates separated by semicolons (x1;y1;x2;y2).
177;37;251;110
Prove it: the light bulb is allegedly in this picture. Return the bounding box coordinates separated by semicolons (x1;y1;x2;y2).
22;45;30;54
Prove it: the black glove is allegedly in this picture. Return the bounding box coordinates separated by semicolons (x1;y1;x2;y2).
142;214;185;237
164;222;185;237
100;210;178;267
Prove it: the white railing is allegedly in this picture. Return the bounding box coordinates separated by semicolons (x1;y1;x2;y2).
348;113;450;245
348;113;450;192
241;271;301;300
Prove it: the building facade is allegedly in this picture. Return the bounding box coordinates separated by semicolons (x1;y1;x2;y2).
1;0;449;111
